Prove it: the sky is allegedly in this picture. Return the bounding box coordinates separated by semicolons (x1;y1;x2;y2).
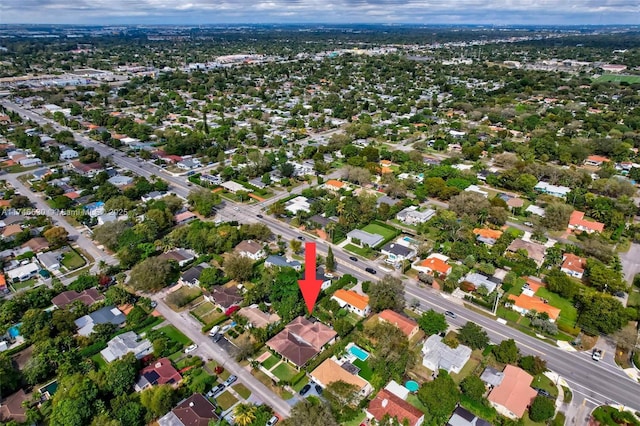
1;0;639;25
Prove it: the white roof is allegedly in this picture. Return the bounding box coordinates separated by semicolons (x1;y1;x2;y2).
384;380;410;400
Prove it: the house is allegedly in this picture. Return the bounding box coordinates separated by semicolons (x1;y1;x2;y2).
37;250;64;271
0;215;26;227
220;181;249;194
346;229;384;248
19;157;42;167
285;196;311;214
177;158;201;170
447;406;491;426
480;366;505;388
237;305;281;328
507;293;561;322
69;160;103;177
134;358;182;391
376;195;402;207
525;205;545;217
385;380;410;400
84;201;105;217
460;273;498;294
0;389;28;423
21;237;50;253
158;394;218;426
378;309;419;339
414;254;452;277
31;167;52;180
421;335;472;374
141;191;167;202
2;224;23;240
75;306;126;336
464;185;489;198
108;175;134;187
381;242;415;264
311;358;373;396
396;206;436;225
174;211;197;225
207;285;243;310
316;266;333;291
97;211;118;225
584;155;610;167
60;149;79;160
6;262;39;282
366;389;425;426
534;181;570;198
0;275;7;294
234;240;265;260
51;288;104;309
561;253;587;279
332;289;371;317
264;255;302;271
488;365;538;419
568;210;604;234
266;316;337;368
179;263;210;287
100;331;153;363
506;239;546;267
473;228;503;245
158;249;196;267
324;179;346;191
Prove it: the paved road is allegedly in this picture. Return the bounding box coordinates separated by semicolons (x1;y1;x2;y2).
150;293;292;417
2;171;117;272
620;243;640;285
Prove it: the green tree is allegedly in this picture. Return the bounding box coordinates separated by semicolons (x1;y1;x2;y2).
417;309;448;335
49;374;99;426
106;353;139;396
576;293;628;334
223;252;255;282
282;400;338;426
324;380;360;422
417;371;460;424
139;385;175;420
493;339;520;364
460;375;486;402
325;246;336;272
233;403;257;426
367;275;405;312
519;355;548;376
20;308;50;339
0;352;21;395
542;203;574;231
43;226;69;246
529;395;556;422
290;239;302;253
129;257;176;292
187;189;220;217
458;322;490;349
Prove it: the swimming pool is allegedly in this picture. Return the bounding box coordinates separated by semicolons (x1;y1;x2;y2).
349;344;370;361
405;380;419;392
403;236;419;245
8;324;21;338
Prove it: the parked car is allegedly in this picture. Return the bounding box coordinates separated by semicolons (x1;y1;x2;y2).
315;384;323;394
209;384;225;396
365;267;377;274
266;416;279;426
535;388;551;397
150;301;158;308
349;256;358;262
208;326;221;336
184;344;198;354
257;214;264;218
212;333;223;342
300;384;311;396
297;236;304;240
444;311;457;318
224;375;237;386
592;348;603;361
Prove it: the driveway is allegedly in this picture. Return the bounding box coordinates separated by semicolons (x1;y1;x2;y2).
620;243;640;285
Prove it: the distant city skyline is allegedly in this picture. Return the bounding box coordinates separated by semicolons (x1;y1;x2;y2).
2;0;639;26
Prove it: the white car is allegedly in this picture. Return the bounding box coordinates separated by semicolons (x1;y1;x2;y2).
184;344;198;354
208;326;220;336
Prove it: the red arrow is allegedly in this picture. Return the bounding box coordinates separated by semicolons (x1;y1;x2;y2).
298;242;323;314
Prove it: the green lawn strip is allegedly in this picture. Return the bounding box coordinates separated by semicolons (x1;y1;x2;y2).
11;279;37;291
201;311;226;325
362;223;397;240
342;412;367;426
627;290;640;308
232;383;252;399
261;355;279;370
215;391;238;411
158;325;192;346
168;351;185;362
61;250;86;269
136;316;165;334
406;394;429;414
352;359;373;381
91;353;107;370
534;287;577;325
292;375;309;392
271;363;297;382
344;243;376;259
192;301;216;318
531;374;558;399
497;306;521;323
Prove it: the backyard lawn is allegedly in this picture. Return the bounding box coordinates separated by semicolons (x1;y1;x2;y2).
61;250;86;270
158;325;192;346
352;359;373;381
272;363;298;382
362;223;397;241
91;354;107;370
215;391;238;411
535;287;577;326
261;355;280;370
11;279;37;292
232;383;252;399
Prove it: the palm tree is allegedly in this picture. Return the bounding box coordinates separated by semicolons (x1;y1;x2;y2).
233;403;257;426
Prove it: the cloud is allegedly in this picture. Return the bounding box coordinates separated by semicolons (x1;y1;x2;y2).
2;0;639;24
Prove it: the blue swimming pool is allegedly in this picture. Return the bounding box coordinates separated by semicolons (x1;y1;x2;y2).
403;236;419;245
405;380;419;392
349;345;369;361
8;324;21;338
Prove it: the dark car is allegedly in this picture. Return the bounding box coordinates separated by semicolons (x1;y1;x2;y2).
257;214;264;218
212;333;223;342
534;388;551;397
300;384;311;396
315;384;323;394
349;256;358;262
297;236;304;241
444;311;457;318
365;267;377;274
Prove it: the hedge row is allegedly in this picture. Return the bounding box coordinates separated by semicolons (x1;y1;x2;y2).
201;314;229;333
80;341;108;357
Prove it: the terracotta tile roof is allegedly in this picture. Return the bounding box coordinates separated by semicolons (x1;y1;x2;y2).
367;389;424;426
524;278;542;293
561;253;586;274
568;211;604;233
473;228;503;240
333;289;369;310
138;357;182;387
51;288;104;309
21;237;50;252
174;211;196;223
378;309;418;337
266;316;336;367
0;200;10;207
586;155;610;163
167;393;217;426
2;224;22;237
0;274;6;291
325;179;345;188
508;293;561;321
488;365;538;418
311;359;368;390
420;256;451;275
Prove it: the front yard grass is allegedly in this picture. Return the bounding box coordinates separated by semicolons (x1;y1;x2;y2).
292;375;309;392
232;383;251;399
215;391;238;411
91;354;107;370
192;301;216;318
497;306;521;323
535;287;578;326
158;325;192;346
451;350;483;384
11;279;37;292
61;250;86;270
342;412;366;426
272;362;298;382
261;355;280;370
344;243;376;259
531;374;559;399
